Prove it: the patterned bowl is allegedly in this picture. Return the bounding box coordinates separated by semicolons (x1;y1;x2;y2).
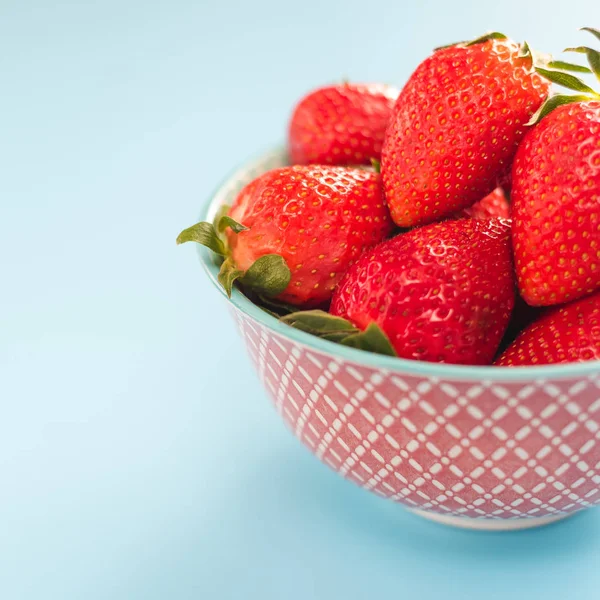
197;147;600;531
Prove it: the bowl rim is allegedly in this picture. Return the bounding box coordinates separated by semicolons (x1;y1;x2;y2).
195;146;600;382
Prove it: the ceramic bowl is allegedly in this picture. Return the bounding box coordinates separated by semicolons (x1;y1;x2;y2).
197;147;600;531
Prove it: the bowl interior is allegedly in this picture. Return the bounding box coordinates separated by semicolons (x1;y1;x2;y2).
196;146;600;383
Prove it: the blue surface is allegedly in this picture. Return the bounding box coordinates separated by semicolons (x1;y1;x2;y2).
2;1;600;598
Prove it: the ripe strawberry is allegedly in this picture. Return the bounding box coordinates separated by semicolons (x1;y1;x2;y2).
510;27;600;306
512;101;600;306
289;83;399;166
495;291;600;365
459;187;510;219
381;33;549;228
330;217;515;364
178;165;393;307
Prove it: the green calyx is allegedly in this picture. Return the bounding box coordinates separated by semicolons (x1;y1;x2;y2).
534;67;597;95
528;27;600;125
581;26;600;43
465;31;507;46
176;204;246;254
526;94;593;125
253;295;298;317
176;207;246;256
281;310;358;340
341;323;397;356
217;257;244;297
218;215;249;234
519;39;591;75
281;310;397;356
564;46;600;83
241;255;291;297
544;60;592;74
176;221;227;256
434;31;507;52
217;254;290;298
178;214;397;358
177;207;291;299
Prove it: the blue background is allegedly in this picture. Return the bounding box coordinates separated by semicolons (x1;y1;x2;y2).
2;1;600;598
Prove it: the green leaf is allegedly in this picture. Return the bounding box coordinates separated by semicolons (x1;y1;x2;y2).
535;67;598;95
255;295;298;316
565;46;600;83
217;215;249;234
526;93;591;125
217;258;244;298
547;59;592;74
465;31;507;46
212;204;230;232
241;254;291;297
260;306;281;319
281;310;359;337
433;41;459;51
340;323;397;357
370;158;381;174
434;31;506;52
176;222;226;256
280;311;397;358
321;330;361;343
565;46;592;53
581;27;600;44
211;252;226;267
518;41;531;59
587;51;600;84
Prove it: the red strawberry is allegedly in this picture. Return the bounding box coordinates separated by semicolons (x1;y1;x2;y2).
178;166;393;307
381;33;549;228
330;217;515;364
460;187;510;219
512;100;600;306
495;291;600;365
509;28;600;306
289;83;399;166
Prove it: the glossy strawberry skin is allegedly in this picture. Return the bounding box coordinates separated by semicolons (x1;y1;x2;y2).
381;39;549;228
330;218;515;364
228;166;394;307
289;84;399;166
512;101;600;306
495;291;600;366
460;187;509;219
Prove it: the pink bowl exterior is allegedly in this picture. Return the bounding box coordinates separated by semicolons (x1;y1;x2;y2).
232;307;600;521
201;148;600;523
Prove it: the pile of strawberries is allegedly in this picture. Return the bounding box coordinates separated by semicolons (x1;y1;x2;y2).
179;29;600;367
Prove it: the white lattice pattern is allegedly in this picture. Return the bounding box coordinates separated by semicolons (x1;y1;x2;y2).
235;310;600;521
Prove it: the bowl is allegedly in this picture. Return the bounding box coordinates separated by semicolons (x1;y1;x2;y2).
196;147;600;531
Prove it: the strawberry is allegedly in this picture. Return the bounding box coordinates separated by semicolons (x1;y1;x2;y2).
460;187;510;219
381;32;550;228
289;83;399;166
495;291;600;366
511;29;600;306
330;217;515;364
177;165;393;307
512;101;600;306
